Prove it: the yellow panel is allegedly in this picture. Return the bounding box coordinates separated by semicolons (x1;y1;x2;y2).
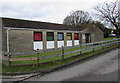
66;36;72;40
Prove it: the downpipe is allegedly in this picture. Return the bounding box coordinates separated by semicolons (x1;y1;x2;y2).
6;28;11;65
7;28;10;54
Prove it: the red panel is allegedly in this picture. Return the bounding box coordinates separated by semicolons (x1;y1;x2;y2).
34;32;42;41
74;33;79;40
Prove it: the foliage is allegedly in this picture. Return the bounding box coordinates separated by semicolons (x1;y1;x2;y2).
94;21;112;38
63;10;93;26
104;28;112;38
95;0;120;37
94;21;106;31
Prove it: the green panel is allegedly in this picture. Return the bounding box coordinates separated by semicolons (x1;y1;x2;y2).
47;36;54;41
47;33;52;36
47;32;54;41
47;32;54;36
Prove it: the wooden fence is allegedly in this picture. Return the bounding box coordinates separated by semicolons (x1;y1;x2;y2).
2;38;120;66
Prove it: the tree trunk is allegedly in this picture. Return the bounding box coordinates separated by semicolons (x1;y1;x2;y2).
113;23;120;38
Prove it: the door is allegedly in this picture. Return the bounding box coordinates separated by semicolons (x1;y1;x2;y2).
85;33;90;43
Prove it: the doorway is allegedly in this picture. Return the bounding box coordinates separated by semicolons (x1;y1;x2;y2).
85;33;90;43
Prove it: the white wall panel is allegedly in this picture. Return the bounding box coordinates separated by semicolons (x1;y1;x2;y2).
74;40;79;45
47;41;54;49
58;41;64;48
34;42;43;50
67;40;72;47
82;34;86;39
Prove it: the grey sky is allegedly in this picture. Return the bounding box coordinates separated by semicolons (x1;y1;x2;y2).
0;0;117;24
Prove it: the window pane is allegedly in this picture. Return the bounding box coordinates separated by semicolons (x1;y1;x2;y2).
66;36;71;40
47;32;53;36
74;33;79;40
58;32;64;40
34;32;42;41
66;33;72;40
47;32;54;41
47;36;54;41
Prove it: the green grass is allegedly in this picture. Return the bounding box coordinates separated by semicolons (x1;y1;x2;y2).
2;44;119;74
11;46;87;59
104;37;117;40
6;46;90;65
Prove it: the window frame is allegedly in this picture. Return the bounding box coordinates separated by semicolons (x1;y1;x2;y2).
74;33;79;40
47;32;54;41
34;32;42;41
66;33;72;40
57;32;64;41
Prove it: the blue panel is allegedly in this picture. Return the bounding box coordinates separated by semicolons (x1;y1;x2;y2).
58;33;64;40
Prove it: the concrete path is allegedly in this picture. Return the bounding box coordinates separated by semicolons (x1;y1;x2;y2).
27;48;119;81
10;57;37;61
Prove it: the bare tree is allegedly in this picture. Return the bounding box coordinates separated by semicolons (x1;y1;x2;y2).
95;0;120;37
63;10;93;27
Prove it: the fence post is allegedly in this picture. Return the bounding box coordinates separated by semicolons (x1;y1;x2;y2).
101;41;104;49
8;53;11;66
80;44;82;54
62;46;64;61
116;38;119;46
37;49;40;66
92;42;95;52
109;40;111;47
107;40;109;48
118;38;120;46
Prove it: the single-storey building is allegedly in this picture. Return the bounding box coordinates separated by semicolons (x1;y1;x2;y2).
0;17;103;56
78;24;104;43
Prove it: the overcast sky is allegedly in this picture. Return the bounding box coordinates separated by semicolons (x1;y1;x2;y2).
0;0;117;24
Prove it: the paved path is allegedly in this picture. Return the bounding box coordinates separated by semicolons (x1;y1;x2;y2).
27;48;119;81
10;57;37;61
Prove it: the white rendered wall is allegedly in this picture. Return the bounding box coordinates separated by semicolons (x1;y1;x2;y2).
67;40;72;47
74;40;79;45
34;42;43;50
47;41;54;49
82;34;86;39
58;41;64;48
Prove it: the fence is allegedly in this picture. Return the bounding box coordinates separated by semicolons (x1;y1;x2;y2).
2;38;120;66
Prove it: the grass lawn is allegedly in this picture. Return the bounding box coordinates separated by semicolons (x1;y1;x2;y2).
6;46;93;65
2;44;119;74
10;46;87;59
104;37;117;40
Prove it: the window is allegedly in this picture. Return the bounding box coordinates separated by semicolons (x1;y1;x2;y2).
34;32;42;41
74;33;79;40
66;33;72;40
47;32;54;41
57;32;64;41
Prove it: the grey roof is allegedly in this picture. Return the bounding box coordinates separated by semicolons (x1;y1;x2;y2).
1;17;80;31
